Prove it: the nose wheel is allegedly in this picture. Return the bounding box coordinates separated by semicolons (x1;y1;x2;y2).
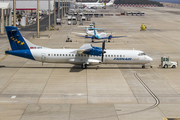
81;63;87;69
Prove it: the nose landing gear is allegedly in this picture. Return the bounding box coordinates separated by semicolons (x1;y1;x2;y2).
81;63;87;69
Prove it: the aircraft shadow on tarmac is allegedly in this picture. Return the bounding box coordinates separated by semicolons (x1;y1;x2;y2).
2;65;145;72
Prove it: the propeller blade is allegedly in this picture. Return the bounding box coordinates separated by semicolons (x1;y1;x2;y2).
102;40;105;50
101;40;106;62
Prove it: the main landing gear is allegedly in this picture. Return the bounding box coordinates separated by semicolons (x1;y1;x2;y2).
142;64;145;68
81;63;87;69
107;38;111;42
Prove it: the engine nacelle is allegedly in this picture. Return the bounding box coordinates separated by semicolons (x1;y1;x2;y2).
68;59;101;65
83;46;102;56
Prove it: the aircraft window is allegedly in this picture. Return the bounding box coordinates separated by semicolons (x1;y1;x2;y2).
72;54;74;56
138;53;146;56
114;55;116;57
60;54;61;56
69;54;71;56
105;55;107;57
117;55;119;57
51;54;53;56
66;54;68;56
48;54;50;56
87;55;89;57
123;55;125;57
120;55;122;57
81;54;83;57
57;54;59;56
111;55;113;57
63;54;64;56
75;54;77;56
78;54;80;57
54;54;56;56
108;55;110;57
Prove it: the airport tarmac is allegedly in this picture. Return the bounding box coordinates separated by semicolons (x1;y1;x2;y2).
1;6;180;120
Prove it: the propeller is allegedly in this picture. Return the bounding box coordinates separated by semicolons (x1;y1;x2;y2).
101;40;106;62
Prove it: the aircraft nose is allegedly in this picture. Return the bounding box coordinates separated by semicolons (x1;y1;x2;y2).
148;56;153;61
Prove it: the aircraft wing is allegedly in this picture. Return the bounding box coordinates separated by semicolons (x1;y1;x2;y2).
79;44;92;49
71;44;102;56
77;44;92;54
76;35;92;38
111;35;127;38
72;32;87;36
101;35;127;39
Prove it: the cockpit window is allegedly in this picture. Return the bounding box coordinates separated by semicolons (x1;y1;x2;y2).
138;53;146;56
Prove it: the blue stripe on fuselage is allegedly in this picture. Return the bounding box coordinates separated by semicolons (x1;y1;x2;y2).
5;50;35;60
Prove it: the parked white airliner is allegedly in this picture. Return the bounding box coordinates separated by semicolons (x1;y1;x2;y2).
5;26;153;69
84;0;115;8
74;0;115;9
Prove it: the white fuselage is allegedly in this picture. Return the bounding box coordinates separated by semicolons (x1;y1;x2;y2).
31;49;152;65
87;29;107;37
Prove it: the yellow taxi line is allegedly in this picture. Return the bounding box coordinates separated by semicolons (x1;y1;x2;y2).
0;55;8;61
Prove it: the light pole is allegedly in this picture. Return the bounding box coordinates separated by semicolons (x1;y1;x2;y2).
54;0;56;28
13;0;16;27
61;0;63;19
37;0;40;38
58;0;60;18
49;0;50;30
63;0;65;17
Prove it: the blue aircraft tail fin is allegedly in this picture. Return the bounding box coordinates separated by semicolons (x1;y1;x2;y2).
5;26;30;51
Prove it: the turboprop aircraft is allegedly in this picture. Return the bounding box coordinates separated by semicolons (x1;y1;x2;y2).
72;25;101;37
76;28;127;42
5;26;153;69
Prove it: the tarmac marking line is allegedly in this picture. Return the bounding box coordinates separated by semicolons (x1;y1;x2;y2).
0;55;8;61
153;33;180;45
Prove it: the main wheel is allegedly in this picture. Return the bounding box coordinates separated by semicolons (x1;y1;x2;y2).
164;65;168;68
142;65;145;68
172;65;176;68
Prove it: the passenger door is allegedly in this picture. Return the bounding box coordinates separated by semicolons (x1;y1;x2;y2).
41;53;46;62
